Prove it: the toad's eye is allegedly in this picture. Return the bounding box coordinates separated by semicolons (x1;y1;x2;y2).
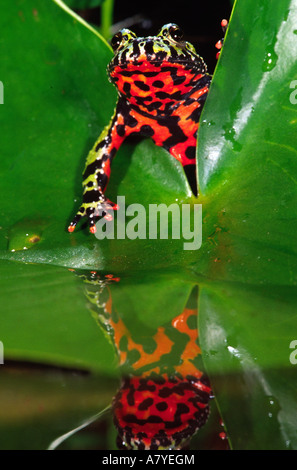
169;25;183;42
111;32;123;51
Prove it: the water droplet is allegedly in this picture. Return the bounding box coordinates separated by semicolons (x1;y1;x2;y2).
262;46;278;72
8;217;46;252
266;395;280;420
222;124;242;152
202;119;216;127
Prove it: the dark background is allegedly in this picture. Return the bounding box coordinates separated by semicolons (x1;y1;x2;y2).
80;0;232;73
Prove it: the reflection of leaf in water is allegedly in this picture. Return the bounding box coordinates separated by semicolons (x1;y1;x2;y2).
199;282;297;450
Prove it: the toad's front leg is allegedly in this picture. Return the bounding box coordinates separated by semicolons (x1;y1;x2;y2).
68;102;127;233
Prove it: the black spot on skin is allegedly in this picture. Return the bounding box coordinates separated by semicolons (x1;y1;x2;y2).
138;381;156;392
125;113;138;128
138;398;154;410
123;414;163;425
156;402;168;411
158;386;178;399
152;80;164;88
118;70;136;77
173;75;187;85
170;90;183;100
123;82;131;95
147;415;163;423
176;402;190;415
185;146;196;160
116;124;125;137
155;91;171;100
142;71;160;77
140;124;154;137
155;89;183;101
134;80;150;91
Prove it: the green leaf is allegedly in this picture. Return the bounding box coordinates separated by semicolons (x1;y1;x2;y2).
0;260;118;373
199;281;297;449
0;0;113;252
197;0;297;285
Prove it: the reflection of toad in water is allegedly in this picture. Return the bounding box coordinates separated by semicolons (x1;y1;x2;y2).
80;271;212;450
